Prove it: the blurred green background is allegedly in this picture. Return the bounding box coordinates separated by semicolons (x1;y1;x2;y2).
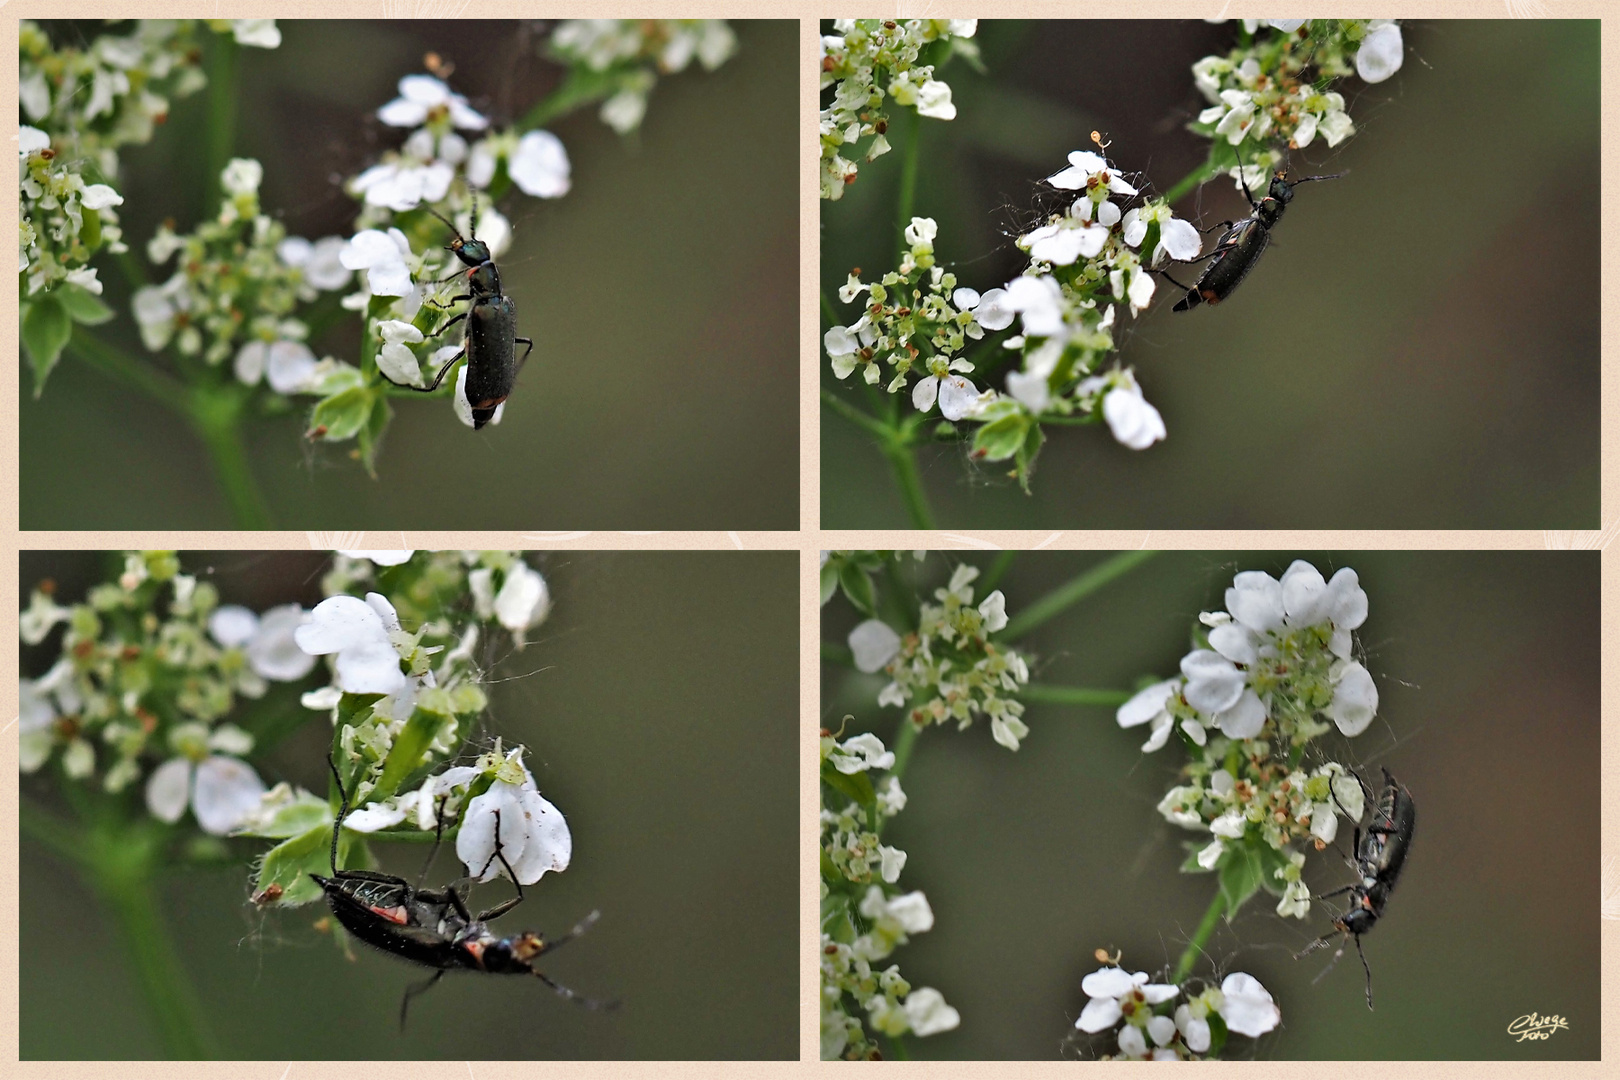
22;20;797;529
822;551;1598;1058
22;550;797;1059
822;20;1599;528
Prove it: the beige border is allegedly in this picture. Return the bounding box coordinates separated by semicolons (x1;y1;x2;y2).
6;1;1618;1071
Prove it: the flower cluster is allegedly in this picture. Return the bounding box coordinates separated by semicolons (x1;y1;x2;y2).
18;552;310;834
850;564;1031;750
235;551;558;905
819;19;978;200
1116;560;1379;917
820;727;957;1060
1192;20;1402;166
132;158;351;394
1074;960;1279;1060
548;20;738;134
18;20;280;298
824;216;1004;417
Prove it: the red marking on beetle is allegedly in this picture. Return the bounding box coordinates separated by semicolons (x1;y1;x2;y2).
369;905;409;925
461;940;486;966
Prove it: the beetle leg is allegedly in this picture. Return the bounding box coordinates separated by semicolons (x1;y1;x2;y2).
1354;932;1374;1010
473;807;527;921
514;336;534;371
413;792;451;891
1310;883;1358;902
422;310;469;341
399;968;446;1031
417;349;466;393
534;969;619;1011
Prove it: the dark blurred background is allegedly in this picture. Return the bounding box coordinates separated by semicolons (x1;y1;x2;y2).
822;551;1598;1058
822;20;1599;528
22;20;797;529
22;550;797;1059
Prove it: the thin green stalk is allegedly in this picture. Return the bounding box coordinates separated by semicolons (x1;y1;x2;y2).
1002;551;1158;641
1163;160;1218;206
1021;684;1131;707
87;823;220;1058
1172;888;1228;985
822;388;890;440
203;35;238;212
68;329;189;415
188;386;273;529
894;116;923;266
981;551;1017;592
880;439;935;530
885;1033;912;1059
888;719;921;784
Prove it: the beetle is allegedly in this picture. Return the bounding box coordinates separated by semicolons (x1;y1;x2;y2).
1166;146;1343;312
310;756;614;1027
382;197;534;428
1294;767;1416;1010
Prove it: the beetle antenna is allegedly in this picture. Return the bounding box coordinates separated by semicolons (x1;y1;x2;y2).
1290;170;1347;185
533;969;620;1011
421;204;464;243
539;909;603;956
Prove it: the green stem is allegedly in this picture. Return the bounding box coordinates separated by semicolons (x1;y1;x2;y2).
188;386;273;529
880;437;935;530
1021;684;1132;707
888;720;921;785
203;35;238;212
894;116;923;265
980;551;1017;592
1163;160;1219;206
86;824;220;1058
885;1033;912;1060
821;388;890;440
1002;551;1158;641
68;329;189;415
1172;888;1228;985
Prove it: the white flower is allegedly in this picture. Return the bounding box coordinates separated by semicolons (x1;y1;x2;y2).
913;374;981;420
978;590;1008;633
20;590;71;645
961;286;1014;331
1047;150;1137;196
1158;785;1205;830
340;228;418;298
1102;382;1165;450
1330;660;1378;735
1181;649;1244;715
293;593;407;696
146;750;267;835
220;158;263;197
1356;23;1404;84
351;159;455;212
905;988;960;1036
508;131;571;198
1075;966;1179;1032
878;844;907;883
875;776;907;816
79;184;123;210
849;619;902;673
278;235;352;291
1217;972;1280;1036
19;125;50;156
914;79;956;120
339;550;415;566
232;20;282;48
379;74;489;131
1175;1004;1211;1053
493;562;551;641
209;604;318;682
375;319;427;387
235;339;318;393
830;732;894;774
1117;678;1180;752
1023;219;1108;266
989;712;1030;751
455;749;571;885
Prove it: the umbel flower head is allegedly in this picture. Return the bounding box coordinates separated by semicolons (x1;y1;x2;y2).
1072;957;1279;1060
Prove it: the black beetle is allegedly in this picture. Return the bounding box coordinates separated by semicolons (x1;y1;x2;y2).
1167;145;1343;312
383;198;535;429
1295;767;1415;1009
310;756;614;1027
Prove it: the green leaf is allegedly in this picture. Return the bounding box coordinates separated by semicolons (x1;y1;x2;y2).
234;789;331;838
1205;1010;1229;1058
374;705;442;803
1015;421;1046;493
1179;842;1215;874
1217;838;1292;915
21;294;71;395
821;558;840;606
57;282;114;325
253;823;349;907
971;412;1029;462
838;561;876;616
308;386;372;442
821;760;877;808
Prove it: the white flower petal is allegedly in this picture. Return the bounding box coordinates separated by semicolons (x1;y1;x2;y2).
192;756;266;835
848;620;902;673
146;757;192;824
